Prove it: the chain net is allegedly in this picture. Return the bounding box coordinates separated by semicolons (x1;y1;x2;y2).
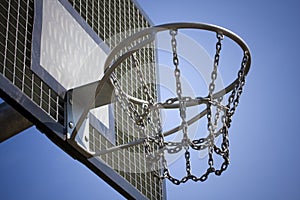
109;28;250;185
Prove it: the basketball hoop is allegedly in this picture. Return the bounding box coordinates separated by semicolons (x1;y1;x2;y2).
97;22;251;185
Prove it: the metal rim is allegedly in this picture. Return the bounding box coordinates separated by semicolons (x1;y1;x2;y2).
103;22;251;104
97;22;251;136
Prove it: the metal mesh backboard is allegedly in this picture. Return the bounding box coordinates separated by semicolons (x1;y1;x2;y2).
0;0;165;199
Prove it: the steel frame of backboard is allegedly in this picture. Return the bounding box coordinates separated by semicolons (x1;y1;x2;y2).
0;0;166;199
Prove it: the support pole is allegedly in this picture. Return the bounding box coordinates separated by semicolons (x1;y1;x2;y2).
0;102;33;143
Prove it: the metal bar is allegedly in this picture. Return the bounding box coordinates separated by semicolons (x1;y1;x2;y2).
0;102;33;143
93;138;145;156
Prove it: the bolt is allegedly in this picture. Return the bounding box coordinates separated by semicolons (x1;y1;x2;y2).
68;121;74;129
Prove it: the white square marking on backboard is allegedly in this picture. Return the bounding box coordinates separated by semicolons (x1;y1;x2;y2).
40;0;108;90
90;106;110;129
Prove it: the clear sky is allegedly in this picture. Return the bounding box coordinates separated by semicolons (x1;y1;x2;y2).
1;0;300;200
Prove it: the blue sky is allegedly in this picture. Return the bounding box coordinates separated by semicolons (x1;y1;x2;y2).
1;0;300;200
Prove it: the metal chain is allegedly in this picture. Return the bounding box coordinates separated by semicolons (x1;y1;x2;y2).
170;29;189;146
206;32;223;177
131;53;163;131
110;54;162;171
209;33;223;97
111;51;161;128
130;54;166;173
132;53;155;105
213;51;250;176
131;53;161;136
110;72;145;128
170;29;193;182
226;52;249;127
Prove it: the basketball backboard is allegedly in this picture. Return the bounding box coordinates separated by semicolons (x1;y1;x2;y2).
0;0;165;199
